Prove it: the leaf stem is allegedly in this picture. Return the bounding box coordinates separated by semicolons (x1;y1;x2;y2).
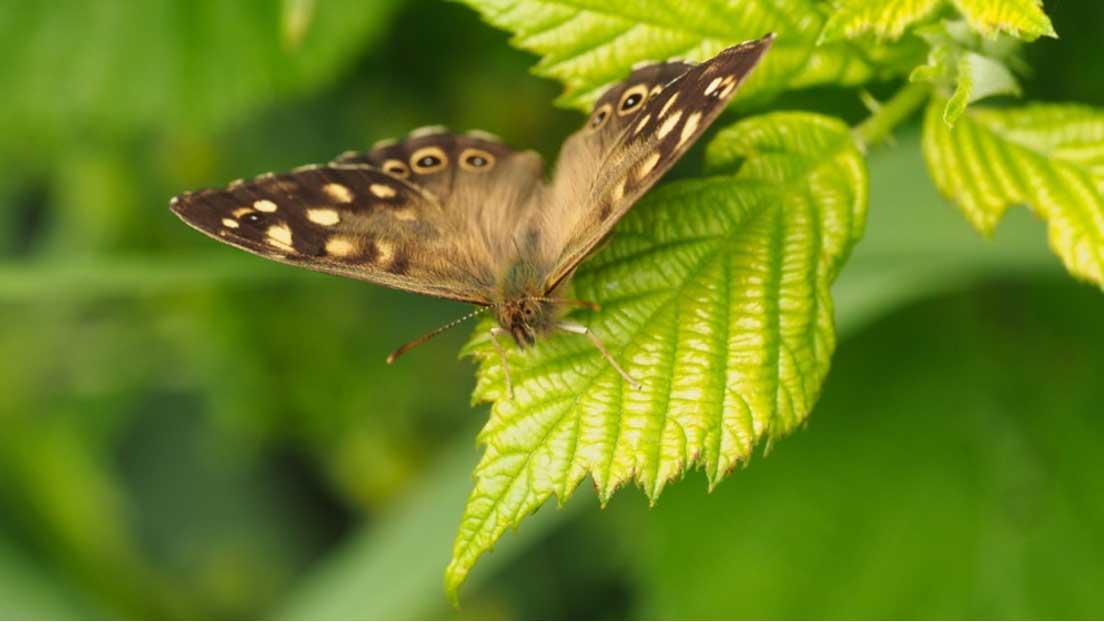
852;81;932;150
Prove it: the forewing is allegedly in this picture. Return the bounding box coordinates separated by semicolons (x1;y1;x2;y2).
540;34;775;291
171;164;495;303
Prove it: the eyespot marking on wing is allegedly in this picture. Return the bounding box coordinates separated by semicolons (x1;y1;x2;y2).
410;146;448;174
382;159;410;178
588;103;612;131
617;84;649;116
459;148;496;172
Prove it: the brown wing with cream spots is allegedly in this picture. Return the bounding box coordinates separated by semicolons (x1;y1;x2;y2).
170;163;498;304
539;34;775;292
335;128;549;274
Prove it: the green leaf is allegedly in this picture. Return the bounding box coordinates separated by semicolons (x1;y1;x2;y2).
459;0;916;111
942;52;1021;124
0;1;398;153
445;112;868;600
909;20;1023;125
819;0;944;42
922;100;1104;286
952;0;1057;41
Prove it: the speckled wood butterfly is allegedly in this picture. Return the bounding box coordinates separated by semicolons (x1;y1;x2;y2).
172;34;773;396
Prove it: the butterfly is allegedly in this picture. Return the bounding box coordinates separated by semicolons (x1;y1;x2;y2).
171;34;774;397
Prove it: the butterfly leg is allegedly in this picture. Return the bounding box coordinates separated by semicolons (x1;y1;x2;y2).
489;326;514;399
558;322;642;390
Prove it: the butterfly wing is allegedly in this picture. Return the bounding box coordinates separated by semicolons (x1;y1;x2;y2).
539;34;775;292
171;131;545;305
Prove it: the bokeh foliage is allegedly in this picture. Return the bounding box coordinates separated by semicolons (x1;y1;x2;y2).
1;0;1103;619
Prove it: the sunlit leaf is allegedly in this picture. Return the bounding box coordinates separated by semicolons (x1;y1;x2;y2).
445;112;868;599
459;0;919;111
922;100;1104;285
817;0;1056;43
953;0;1056;41
819;0;943;42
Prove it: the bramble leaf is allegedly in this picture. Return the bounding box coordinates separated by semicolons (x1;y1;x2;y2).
459;0;920;111
953;0;1056;41
819;0;943;42
446;113;868;599
817;0;1055;43
923;100;1104;286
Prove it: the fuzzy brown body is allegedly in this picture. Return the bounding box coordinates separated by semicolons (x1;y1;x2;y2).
169;36;774;363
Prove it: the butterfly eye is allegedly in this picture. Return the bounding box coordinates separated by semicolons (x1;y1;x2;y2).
617;84;650;116
382;159;410;178
410;146;448;174
459;148;496;172
589;103;612;131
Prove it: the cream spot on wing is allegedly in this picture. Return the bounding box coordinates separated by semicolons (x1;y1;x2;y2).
253;199;278;213
325;236;356;257
370;183;396;198
232;207;254;218
222;218;240;229
659;92;679;118
307;208;340;226
610;178;626;203
678;111;702;148
657;110;682;139
392;207;417;221
704;76;723;96
376;240;395;264
716;75;737;99
323;183;354;203
636;152;661;180
634;113;651;135
266;224;294;251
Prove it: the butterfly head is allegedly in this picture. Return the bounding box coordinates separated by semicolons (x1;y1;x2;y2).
494;297;557;348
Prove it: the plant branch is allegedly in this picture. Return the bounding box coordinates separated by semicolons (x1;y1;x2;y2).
852;81;932;150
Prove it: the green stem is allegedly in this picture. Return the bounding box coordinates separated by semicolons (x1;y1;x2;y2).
852;81;932;149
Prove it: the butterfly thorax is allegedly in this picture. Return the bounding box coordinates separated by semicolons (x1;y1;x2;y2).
495;257;558;346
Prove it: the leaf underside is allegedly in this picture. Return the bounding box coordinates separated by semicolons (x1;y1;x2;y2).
923;100;1104;286
459;0;920;111
446;112;868;599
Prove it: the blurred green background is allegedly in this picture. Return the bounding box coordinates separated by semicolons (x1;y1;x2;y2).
2;1;1103;619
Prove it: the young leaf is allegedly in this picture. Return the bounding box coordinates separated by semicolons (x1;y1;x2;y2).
446;113;868;599
819;0;944;42
942;52;1021;124
459;0;913;111
922;100;1104;286
952;0;1057;41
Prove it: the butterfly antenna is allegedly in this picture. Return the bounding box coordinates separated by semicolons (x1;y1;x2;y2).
386;306;493;364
